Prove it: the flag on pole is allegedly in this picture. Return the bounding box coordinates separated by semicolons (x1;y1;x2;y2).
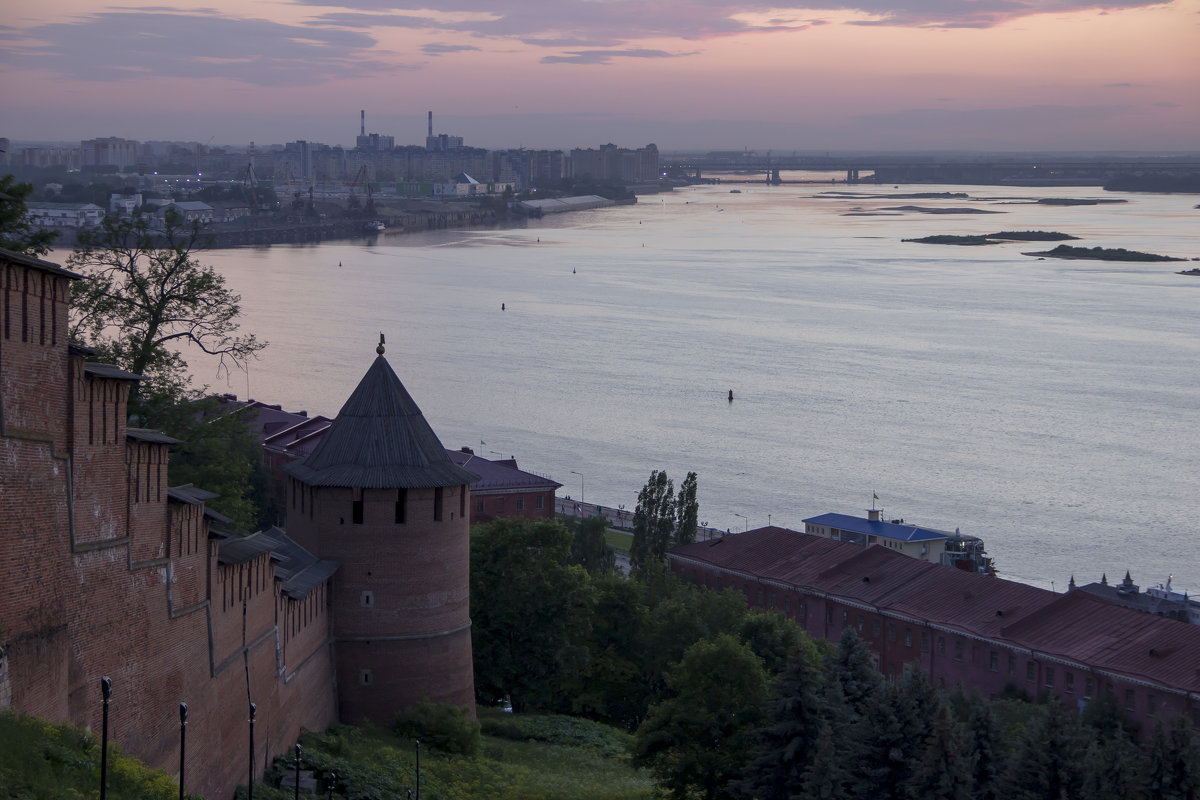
873;492;879;500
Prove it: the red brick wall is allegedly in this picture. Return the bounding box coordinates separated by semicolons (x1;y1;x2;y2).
470;488;556;525
287;481;477;722
2;254;339;799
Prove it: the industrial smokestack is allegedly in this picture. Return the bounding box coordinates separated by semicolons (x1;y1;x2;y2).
361;110;365;137
428;111;433;137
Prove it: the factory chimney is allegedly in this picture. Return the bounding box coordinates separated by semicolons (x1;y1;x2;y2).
428;111;433;137
361;110;366;137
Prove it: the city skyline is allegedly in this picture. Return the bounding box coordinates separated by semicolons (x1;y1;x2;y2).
2;0;1197;152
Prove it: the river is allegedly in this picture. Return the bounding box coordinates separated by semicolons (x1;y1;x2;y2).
174;178;1198;592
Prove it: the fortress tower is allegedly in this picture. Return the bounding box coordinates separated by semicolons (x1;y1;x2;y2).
283;338;478;723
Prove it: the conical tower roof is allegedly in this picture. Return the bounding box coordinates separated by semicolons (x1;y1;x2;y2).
284;354;477;489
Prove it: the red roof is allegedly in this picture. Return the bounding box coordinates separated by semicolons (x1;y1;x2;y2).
670;527;1200;694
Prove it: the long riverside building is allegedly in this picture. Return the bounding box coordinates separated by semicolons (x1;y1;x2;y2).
669;526;1200;735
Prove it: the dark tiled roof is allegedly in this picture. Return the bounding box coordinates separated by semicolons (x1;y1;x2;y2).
83;362;142;381
670;527;1200;694
127;427;180;445
804;512;947;543
218;527;339;600
446;449;561;492
0;247;82;279
217;531;277;564
284;355;477;489
167;484;232;525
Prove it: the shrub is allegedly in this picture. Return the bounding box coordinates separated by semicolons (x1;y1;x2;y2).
394;701;481;756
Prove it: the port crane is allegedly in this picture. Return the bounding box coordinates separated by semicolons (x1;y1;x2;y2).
347;165;376;216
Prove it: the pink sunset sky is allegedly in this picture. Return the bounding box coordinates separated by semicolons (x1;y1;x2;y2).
2;0;1197;151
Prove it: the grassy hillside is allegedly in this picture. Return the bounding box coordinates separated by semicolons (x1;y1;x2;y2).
242;710;652;800
0;711;192;800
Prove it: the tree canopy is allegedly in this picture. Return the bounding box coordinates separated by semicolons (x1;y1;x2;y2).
630;470;700;577
0;174;59;256
67;209;264;416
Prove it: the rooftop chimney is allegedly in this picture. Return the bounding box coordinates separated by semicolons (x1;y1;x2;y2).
867;508;882;522
361;110;365;136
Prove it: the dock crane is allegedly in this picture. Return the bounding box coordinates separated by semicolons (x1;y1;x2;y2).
348;165;376;216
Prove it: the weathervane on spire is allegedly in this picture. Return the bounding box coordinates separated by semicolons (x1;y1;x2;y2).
377;332;386;356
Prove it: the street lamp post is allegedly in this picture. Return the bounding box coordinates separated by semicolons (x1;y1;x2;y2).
570;471;584;503
100;677;112;800
733;513;748;532
179;703;188;800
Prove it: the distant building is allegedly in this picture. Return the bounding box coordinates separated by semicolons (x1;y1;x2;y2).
447;447;561;524
1079;572;1199;625
569;143;660;183
81;137;140;171
157;201;213;225
25;201;105;229
803;508;993;573
109;193;142;215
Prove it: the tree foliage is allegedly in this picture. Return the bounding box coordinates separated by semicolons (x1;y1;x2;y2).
567;515;617;575
470;518;593;712
629;470;699;577
67;209;264;415
0;174;59;256
633;634;768;800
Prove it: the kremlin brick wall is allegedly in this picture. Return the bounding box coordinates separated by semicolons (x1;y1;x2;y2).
1;250;338;799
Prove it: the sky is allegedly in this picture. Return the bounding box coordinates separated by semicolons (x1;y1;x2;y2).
2;0;1198;152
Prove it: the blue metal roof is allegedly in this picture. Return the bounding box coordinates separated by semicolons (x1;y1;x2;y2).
802;512;947;543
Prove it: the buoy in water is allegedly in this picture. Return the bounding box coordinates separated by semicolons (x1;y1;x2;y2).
728;389;734;402
502;303;506;310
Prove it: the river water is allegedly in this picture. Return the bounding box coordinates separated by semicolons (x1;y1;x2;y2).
189;178;1198;592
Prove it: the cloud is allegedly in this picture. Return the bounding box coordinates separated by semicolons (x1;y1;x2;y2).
422;42;480;55
293;0;1166;40
540;49;692;65
1104;82;1135;87
9;9;395;86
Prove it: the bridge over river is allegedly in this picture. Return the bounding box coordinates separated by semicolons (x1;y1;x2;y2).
660;154;1200;185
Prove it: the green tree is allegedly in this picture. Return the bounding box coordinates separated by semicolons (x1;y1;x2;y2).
675;471;699;546
568;515;616;575
905;702;976;800
734;641;827;800
1000;699;1087;800
739;609;804;675
630;470;675;576
825;628;886;718
633;634;768;800
630;469;702;577
470;518;593;712
1143;716;1200;800
67;209;264;416
164;397;271;533
570;574;653;726
799;718;853;800
0;174;59;255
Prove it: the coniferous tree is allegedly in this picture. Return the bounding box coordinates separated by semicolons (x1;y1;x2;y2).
825;627;886;719
905;702;976;800
800;718;853;800
848;683;909;800
734;641;826;800
1000;699;1087;800
1143;716;1200;800
961;690;1004;800
893;664;942;761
